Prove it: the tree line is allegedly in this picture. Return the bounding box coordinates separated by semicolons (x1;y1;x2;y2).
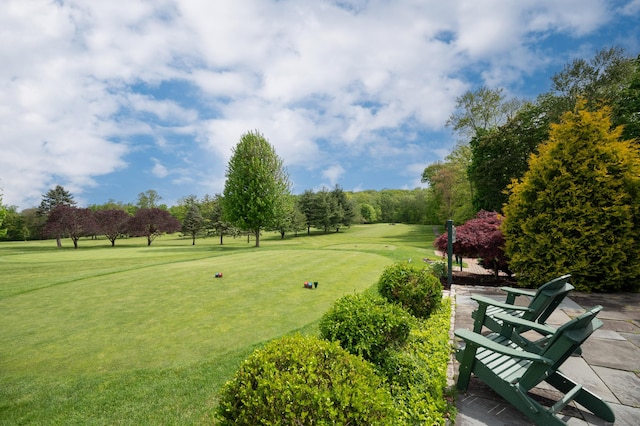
0;183;435;247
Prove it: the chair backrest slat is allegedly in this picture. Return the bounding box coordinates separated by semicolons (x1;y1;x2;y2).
519;305;602;389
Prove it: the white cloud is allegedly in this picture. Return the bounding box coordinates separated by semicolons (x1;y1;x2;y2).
0;0;628;209
322;165;345;186
151;158;169;178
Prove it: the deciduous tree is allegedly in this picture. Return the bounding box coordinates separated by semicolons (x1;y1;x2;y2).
468;102;551;212
43;205;97;249
128;208;181;246
94;209;131;246
223;130;291;247
434;210;508;278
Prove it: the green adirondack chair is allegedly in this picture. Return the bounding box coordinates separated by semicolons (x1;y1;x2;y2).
472;274;574;335
455;306;615;426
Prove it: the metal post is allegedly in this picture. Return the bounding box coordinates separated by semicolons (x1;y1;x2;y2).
447;219;453;286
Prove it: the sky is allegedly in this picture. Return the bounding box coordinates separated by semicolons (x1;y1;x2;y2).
1;0;639;210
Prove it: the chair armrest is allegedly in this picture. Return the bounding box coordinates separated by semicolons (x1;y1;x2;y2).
501;287;536;297
455;329;553;364
471;295;532;312
493;312;556;335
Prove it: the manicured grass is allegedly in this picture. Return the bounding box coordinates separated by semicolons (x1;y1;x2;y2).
0;224;439;424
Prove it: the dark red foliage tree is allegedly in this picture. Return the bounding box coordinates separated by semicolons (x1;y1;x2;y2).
42;205;98;249
434;210;509;278
94;209;131;246
128;208;181;246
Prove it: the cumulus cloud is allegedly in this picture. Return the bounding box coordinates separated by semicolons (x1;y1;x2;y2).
0;0;630;209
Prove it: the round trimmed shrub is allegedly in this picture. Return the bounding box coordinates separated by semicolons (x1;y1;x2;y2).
216;334;397;425
319;293;411;365
377;262;442;318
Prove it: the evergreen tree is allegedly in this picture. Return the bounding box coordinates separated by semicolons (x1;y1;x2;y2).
503;101;640;291
182;204;204;245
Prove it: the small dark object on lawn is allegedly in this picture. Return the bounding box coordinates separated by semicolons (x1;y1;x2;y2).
314;281;318;289
304;281;314;289
215;272;223;278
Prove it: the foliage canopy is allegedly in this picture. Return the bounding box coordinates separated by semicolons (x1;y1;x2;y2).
223;130;291;247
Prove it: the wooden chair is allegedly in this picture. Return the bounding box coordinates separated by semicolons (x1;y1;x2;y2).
455;306;615;426
472;274;573;335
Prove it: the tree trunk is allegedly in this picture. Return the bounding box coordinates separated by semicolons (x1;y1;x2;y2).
220;234;224;245
255;229;260;247
56;236;62;248
192;235;196;245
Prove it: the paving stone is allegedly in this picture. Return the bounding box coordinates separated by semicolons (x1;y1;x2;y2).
581;338;640;371
546;308;573;326
600;318;640;333
455;379;534;426
592;365;640;407
553;356;618;403
590;402;640;426
621;332;640;348
592;328;626;341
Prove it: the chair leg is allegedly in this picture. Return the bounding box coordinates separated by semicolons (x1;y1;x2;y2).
473;305;487;333
455;344;478;391
546;371;615;423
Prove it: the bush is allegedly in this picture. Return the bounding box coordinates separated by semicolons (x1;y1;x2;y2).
216;334;398;425
429;260;447;280
384;300;454;425
377;262;442;318
503;102;640;291
319;293;411;365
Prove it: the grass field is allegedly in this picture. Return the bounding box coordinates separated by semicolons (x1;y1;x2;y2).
0;224;439;424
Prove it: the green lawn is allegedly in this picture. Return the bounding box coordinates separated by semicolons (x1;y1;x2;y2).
0;224;439;424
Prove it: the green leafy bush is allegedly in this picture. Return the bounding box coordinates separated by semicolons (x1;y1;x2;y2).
216;334;398;425
386;300;454;425
377;262;442;318
429;260;447;280
319;293;411;365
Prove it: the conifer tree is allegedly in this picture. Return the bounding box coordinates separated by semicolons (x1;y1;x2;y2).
503;100;640;291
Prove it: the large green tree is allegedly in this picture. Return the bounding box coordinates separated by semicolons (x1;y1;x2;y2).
613;54;640;142
469;101;552;212
422;144;474;224
446;86;523;139
503;101;640;291
223;131;291;247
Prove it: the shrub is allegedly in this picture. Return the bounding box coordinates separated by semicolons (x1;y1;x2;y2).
429;260;447;280
503;101;640;291
377;262;442;318
433;211;510;278
216;334;398;425
319;293;411;365
385;300;454;425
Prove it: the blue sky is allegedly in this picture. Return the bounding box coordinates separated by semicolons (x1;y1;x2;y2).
1;0;639;210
